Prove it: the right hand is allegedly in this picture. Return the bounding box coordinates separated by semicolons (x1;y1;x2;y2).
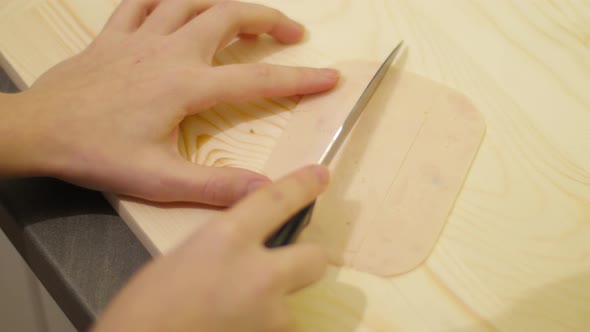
92;165;330;332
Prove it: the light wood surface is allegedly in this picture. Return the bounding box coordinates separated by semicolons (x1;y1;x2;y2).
1;0;589;331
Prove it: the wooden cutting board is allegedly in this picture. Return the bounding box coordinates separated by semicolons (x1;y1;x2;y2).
1;0;589;331
106;57;486;277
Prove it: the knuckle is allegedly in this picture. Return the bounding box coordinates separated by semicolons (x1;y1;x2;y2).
199;173;238;205
252;63;273;79
214;0;241;16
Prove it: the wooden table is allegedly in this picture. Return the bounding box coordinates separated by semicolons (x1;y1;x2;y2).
1;1;589;331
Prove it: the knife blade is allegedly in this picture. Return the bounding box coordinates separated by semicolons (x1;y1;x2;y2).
265;41;404;248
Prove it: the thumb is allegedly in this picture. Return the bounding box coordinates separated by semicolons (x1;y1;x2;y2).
140;155;271;206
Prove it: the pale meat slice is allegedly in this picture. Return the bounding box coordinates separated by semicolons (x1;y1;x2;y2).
265;63;486;276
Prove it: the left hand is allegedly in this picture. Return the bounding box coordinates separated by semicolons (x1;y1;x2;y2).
10;0;339;206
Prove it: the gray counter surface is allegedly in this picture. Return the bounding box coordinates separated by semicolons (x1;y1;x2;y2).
0;68;151;331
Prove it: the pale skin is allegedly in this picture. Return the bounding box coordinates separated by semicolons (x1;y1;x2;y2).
0;0;341;331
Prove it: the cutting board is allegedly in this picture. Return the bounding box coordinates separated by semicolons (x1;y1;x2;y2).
107;57;486;276
1;0;589;331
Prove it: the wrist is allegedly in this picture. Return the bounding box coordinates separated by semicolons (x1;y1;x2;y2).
0;91;57;178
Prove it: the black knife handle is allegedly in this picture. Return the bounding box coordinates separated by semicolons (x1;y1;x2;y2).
265;201;316;247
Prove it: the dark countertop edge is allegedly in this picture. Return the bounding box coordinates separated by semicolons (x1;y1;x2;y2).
1;67;153;331
0;204;93;331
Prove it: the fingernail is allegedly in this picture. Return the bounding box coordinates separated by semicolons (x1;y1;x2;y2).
247;180;268;194
287;19;306;41
314;166;330;187
320;68;340;80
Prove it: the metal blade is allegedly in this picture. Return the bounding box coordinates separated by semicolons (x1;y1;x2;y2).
318;40;404;166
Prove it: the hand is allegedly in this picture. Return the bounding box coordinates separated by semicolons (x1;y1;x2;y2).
92;165;330;332
7;0;338;205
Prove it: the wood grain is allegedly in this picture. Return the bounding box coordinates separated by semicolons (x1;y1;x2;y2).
1;0;589;331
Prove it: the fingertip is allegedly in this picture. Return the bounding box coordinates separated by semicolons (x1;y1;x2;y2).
289;19;307;42
320;68;340;80
303;67;341;95
191;166;271;206
317;68;341;91
230;169;270;201
314;165;330;189
272;17;306;44
300;164;330;190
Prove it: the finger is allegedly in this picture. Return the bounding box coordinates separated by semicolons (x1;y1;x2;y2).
175;1;305;61
140;0;219;34
186;64;339;113
272;244;328;294
103;0;161;33
137;155;271;206
224;165;330;241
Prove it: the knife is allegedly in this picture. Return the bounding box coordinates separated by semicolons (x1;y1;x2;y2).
265;41;404;248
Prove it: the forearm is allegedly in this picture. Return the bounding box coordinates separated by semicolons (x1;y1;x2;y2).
0;91;50;177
